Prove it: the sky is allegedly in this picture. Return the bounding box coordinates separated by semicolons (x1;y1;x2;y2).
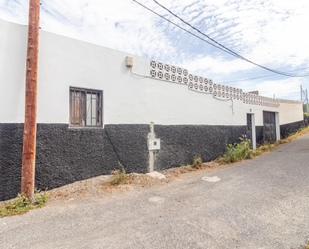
1;0;309;100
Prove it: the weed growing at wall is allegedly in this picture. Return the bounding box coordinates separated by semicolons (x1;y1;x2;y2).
258;125;309;152
109;162;135;185
218;126;309;165
192;156;203;169
218;135;253;164
0;189;49;217
33;189;49;207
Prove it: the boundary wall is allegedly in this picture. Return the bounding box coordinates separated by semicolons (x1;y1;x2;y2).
0;19;304;201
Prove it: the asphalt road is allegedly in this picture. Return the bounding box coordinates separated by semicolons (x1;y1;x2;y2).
1;133;309;249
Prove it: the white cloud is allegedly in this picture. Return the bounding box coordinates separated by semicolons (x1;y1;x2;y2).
1;0;309;100
235;77;304;99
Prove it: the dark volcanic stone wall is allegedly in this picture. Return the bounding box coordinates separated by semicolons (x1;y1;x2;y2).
3;121;303;201
153;125;247;171
256;120;305;145
280;120;304;139
0;124;149;201
0;124;24;202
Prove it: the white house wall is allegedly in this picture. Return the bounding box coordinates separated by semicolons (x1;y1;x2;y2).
278;101;303;125
0;19;303;126
0;20;27;123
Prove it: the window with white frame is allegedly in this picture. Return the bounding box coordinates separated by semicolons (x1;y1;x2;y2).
69;87;102;127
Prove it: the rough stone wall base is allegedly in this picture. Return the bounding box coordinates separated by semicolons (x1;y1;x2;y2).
153;125;246;171
0;120;304;201
280;121;304;139
0;124;149;201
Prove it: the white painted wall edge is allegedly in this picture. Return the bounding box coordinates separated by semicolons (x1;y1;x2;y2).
0;19;304;127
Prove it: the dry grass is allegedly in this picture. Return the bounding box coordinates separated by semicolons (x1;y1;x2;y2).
165;161;219;178
108;162;134;185
256;125;309;154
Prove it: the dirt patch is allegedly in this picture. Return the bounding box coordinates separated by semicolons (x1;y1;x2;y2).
0;161;221;206
48;173;167;203
48;161;220;203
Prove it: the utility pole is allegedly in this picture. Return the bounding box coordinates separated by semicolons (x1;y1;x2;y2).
301;85;309;113
21;0;40;201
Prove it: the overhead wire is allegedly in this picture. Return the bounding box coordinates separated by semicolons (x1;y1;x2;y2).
152;0;309;78
132;0;309;77
132;1;244;59
217;66;309;84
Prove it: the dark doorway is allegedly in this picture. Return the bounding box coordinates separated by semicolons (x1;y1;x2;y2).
246;114;253;146
263;111;276;142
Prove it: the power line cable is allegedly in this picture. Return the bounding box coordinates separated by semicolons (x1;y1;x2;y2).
152;0;309;77
132;0;309;77
218;66;309;84
132;1;244;59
